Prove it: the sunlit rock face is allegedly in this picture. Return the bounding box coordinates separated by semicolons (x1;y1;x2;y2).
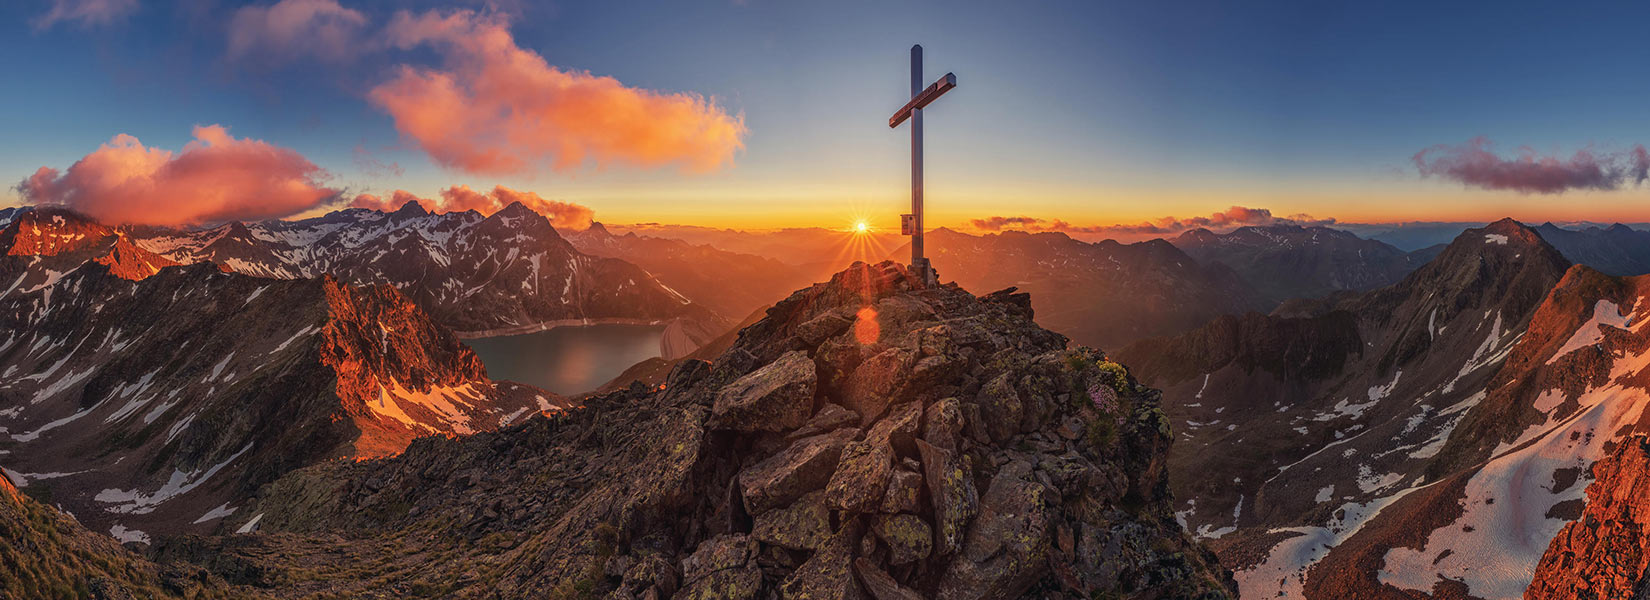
206;260;1233;598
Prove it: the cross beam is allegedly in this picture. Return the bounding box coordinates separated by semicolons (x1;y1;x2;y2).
889;44;956;287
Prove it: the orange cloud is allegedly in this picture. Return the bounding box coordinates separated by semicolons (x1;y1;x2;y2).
32;0;137;30
18;125;338;227
368;10;747;175
227;0;369;63
350;185;594;231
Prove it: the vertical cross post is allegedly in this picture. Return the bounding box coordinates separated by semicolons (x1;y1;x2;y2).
890;45;953;287
910;45;929;285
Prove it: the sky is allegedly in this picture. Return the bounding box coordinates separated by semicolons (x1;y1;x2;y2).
4;0;1650;233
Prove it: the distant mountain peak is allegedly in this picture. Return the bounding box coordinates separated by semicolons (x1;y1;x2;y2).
392;199;428;217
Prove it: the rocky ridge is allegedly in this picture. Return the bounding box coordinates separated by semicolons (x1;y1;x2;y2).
162;261;1233;599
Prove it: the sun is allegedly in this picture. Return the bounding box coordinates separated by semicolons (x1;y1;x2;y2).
855;221;869;233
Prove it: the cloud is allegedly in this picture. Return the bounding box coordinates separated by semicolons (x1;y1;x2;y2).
32;0;137;30
349;184;594;231
1413;137;1650;194
227;0;370;63
368;9;746;175
969;206;1336;237
17;125;338;226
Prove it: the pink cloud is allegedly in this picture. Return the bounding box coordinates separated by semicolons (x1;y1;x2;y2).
227;0;370;63
1413;137;1650;194
18;125;338;227
349;185;595;231
368;9;747;175
32;0;137;30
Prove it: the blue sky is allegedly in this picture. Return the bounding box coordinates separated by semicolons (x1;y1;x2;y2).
5;0;1650;229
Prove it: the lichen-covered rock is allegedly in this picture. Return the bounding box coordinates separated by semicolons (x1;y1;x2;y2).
825;440;893;513
866;401;921;455
788;403;859;441
678;534;762;600
752;492;832;551
780;520;866;600
880;467;923;514
740;432;851;513
975;372;1024;442
917;438;978;557
936;464;1051;600
922;397;965;451
853;558;924;600
871;513;933;565
711;350;817;432
842;347;916;425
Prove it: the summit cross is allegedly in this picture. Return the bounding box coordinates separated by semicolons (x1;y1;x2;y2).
889;44;956;287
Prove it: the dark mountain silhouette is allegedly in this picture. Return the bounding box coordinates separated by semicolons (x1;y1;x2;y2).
1170;224;1436;306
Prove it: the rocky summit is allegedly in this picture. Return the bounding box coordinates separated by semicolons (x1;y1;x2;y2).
135;260;1232;599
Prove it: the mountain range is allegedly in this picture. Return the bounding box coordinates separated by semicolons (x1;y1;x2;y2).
1114;218;1650;598
0;209;565;541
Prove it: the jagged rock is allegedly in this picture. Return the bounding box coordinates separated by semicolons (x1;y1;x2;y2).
740;431;853;513
842;347;917;425
917;438;978;557
825;439;893;513
880;468;923;514
916;324;955;357
751;491;832;551
975;372;1024;442
871;513;933;565
711;350;818;432
781;519;866;600
796;311;854;347
678;534;762;600
852;558;924;600
936;464;1052;600
788;403;859;441
922;398;965;451
866;401;922;455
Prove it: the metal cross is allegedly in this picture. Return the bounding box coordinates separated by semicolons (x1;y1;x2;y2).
889;44;956;287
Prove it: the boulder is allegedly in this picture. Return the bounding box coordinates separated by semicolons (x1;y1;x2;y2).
852;558;925;600
796;311;854;347
870;513;932;565
711;351;817;432
866;401;921;456
916;439;978;557
922;398;964;451
677;534;762;600
879;468;923;514
935;466;1052;600
752;491;832;551
842;347;917;425
974;372;1023;442
781;520;867;600
825;440;893;513
788;403;859;441
740;432;852;513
